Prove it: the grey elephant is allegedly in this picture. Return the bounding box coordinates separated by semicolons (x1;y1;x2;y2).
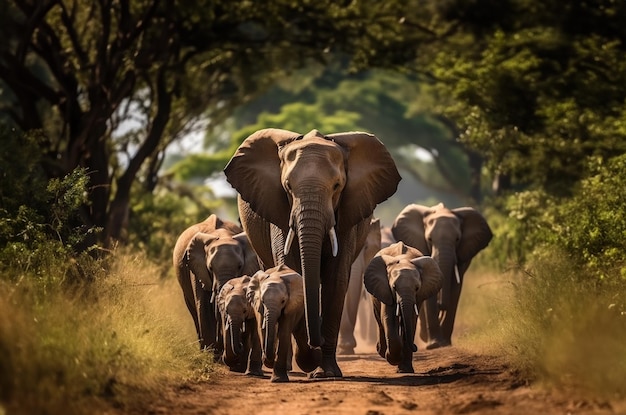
391;203;493;349
224;128;401;378
364;241;443;373
217;276;264;376
247;265;318;382
172;214;261;355
337;218;381;355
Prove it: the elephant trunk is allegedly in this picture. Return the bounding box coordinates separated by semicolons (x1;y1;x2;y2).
295;208;325;349
223;317;244;366
431;246;457;312
398;294;418;354
262;309;279;368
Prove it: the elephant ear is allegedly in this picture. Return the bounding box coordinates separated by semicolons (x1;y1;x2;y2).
329;132;401;227
233;232;261;275
363;218;382;263
186;231;220;288
411;256;444;304
364;254;395;305
223;128;301;228
217;280;235;314
453;207;493;263
391;204;433;255
246;270;265;308
280;270;304;316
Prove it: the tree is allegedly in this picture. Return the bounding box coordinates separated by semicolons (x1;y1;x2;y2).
0;0;435;248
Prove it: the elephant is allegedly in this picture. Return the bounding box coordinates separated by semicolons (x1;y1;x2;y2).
391;203;493;350
337;217;381;355
172;214;261;356
224;128;401;378
217;276;264;376
247;264;318;382
364;241;443;373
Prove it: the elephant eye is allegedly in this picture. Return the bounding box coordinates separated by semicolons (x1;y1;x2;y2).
333;182;340;191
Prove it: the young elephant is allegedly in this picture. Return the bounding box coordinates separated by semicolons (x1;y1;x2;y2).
217;276;264;376
364;241;443;373
173;214;260;356
247;265;318;382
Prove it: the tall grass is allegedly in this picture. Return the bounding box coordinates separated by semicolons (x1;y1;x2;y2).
456;254;626;398
0;250;215;415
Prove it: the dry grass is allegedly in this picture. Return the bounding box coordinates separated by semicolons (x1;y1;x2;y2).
0;250;215;415
454;258;626;399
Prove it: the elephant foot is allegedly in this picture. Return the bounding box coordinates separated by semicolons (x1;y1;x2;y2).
308;355;343;379
246;363;265;377
385;351;401;366
425;339;451;350
271;368;290;383
271;374;290;383
337;346;355;355
397;363;415;373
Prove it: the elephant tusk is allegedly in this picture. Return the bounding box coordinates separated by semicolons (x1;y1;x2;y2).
261;318;266;330
329;227;338;257
210;289;216;304
454;265;461;285
396;302;400;317
414;304;419;317
242;321;246;333
284;228;295;256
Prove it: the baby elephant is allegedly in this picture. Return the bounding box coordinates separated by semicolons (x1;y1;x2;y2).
364;241;443;373
217;276;264;376
247;265;318;382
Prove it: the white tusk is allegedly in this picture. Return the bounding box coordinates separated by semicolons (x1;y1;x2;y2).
261;318;266;330
242;321;246;333
414;304;419;316
396;302;400;317
454;265;461;284
210;289;216;303
329;227;338;257
284;228;295;256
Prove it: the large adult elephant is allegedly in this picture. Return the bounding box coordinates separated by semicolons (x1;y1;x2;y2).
391;203;493;349
224;128;401;378
172;214;260;355
337;217;381;355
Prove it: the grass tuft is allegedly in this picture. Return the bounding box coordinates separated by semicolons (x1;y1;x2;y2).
456;253;626;398
0;249;215;415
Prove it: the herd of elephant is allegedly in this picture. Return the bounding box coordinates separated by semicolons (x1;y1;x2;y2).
172;128;493;382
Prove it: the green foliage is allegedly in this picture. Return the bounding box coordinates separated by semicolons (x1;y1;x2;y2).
0;128;98;283
422;0;626;193
126;185;224;269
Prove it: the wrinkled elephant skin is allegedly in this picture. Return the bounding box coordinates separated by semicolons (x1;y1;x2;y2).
224;128;401;378
392;203;493;349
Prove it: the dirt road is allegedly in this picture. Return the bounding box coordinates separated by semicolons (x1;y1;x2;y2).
135;345;624;415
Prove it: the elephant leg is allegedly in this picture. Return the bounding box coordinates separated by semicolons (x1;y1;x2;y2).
271;325;293;383
423;295;446;350
310;270;350;379
440;279;463;346
292;321;318;373
337;264;362;354
245;329;265;377
398;318;418;373
382;303;402;366
371;299;387;359
193;278;220;359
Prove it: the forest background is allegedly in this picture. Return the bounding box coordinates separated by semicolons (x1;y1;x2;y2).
1;1;626;414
